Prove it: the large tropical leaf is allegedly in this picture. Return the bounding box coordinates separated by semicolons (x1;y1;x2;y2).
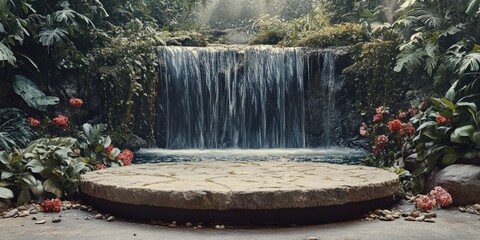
460;52;480;73
38;28;68;47
12;75;59;111
394;48;428;73
0;42;16;65
411;8;443;28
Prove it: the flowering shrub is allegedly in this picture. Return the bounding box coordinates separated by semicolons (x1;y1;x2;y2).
116;149;134;166
27;117;41;127
429;186;453;207
415;186;452;211
360;106;417;167
69;97;83;108
415;194;435;212
41;198;62;213
52;115;68;130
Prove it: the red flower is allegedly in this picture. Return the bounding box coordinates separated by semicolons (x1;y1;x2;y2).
373;135;388;154
116;149;134;166
105;144;115;155
96;163;106;170
359;122;368;136
398;112;407;119
415;195;435;212
376;106;385;114
388;119;402;133
41;199;62;213
408;107;418;117
400;122;415;136
69;97;83;108
437;115;449;124
27;117;41;127
430;186;452;207
53;115;68;130
373;113;383;122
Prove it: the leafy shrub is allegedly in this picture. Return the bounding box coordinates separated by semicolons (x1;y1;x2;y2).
0;108;36;151
413;76;480;172
296;23;368;48
249;15;290;45
361;106;418;167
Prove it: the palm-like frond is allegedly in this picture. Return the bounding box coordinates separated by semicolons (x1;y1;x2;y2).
411;7;443;28
460;52;480;73
394;48;428;73
38;27;68;47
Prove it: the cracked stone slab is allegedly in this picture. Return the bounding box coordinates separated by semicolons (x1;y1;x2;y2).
80;161;399;210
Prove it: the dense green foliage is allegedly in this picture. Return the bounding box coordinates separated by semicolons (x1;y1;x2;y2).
0;108;35;151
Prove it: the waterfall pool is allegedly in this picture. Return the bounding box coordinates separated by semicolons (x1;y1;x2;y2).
133;148;366;165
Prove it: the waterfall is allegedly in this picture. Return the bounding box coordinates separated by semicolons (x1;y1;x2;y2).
321;52;336;147
159;46;305;149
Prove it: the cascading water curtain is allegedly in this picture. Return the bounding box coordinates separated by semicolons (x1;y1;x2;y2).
159;46;305;149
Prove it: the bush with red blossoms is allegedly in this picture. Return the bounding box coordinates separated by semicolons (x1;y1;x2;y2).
116;149;134;166
415;186;453;211
436;115;449;124
52;115;68;130
360;105;419;167
27;117;41;127
429;186;453;207
388;119;402;133
415;195;436;212
69;97;83;108
41;198;62;213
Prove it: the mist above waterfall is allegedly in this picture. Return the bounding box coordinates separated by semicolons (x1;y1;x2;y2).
197;0;313;29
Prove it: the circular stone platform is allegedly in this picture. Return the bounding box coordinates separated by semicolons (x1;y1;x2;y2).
80;161;399;224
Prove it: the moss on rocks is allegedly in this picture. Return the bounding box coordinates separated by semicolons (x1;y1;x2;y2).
296;23;368;48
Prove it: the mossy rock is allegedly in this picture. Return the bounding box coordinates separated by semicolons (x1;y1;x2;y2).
249;29;287;45
296;23;368;48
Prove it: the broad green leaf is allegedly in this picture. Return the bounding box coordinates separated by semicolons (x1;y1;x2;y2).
445;80;458;101
0;151;9;165
441;152;462;165
0;187;14;199
43;177;63;197
31;180;43;196
17;189;31;206
26;159;44;173
12;75;60;111
1;171;13;179
473;132;480;146
0;42;16;65
418;121;437;131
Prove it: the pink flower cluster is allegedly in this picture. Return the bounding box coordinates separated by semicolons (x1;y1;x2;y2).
69;97;83;108
53;115;68;130
116;149;134;166
430;186;453;207
27;117;41;127
436;115;449;124
373;135;388;154
41;198;62;213
415;186;453;212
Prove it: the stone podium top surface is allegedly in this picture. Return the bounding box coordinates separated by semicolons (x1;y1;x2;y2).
80;161;399;210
